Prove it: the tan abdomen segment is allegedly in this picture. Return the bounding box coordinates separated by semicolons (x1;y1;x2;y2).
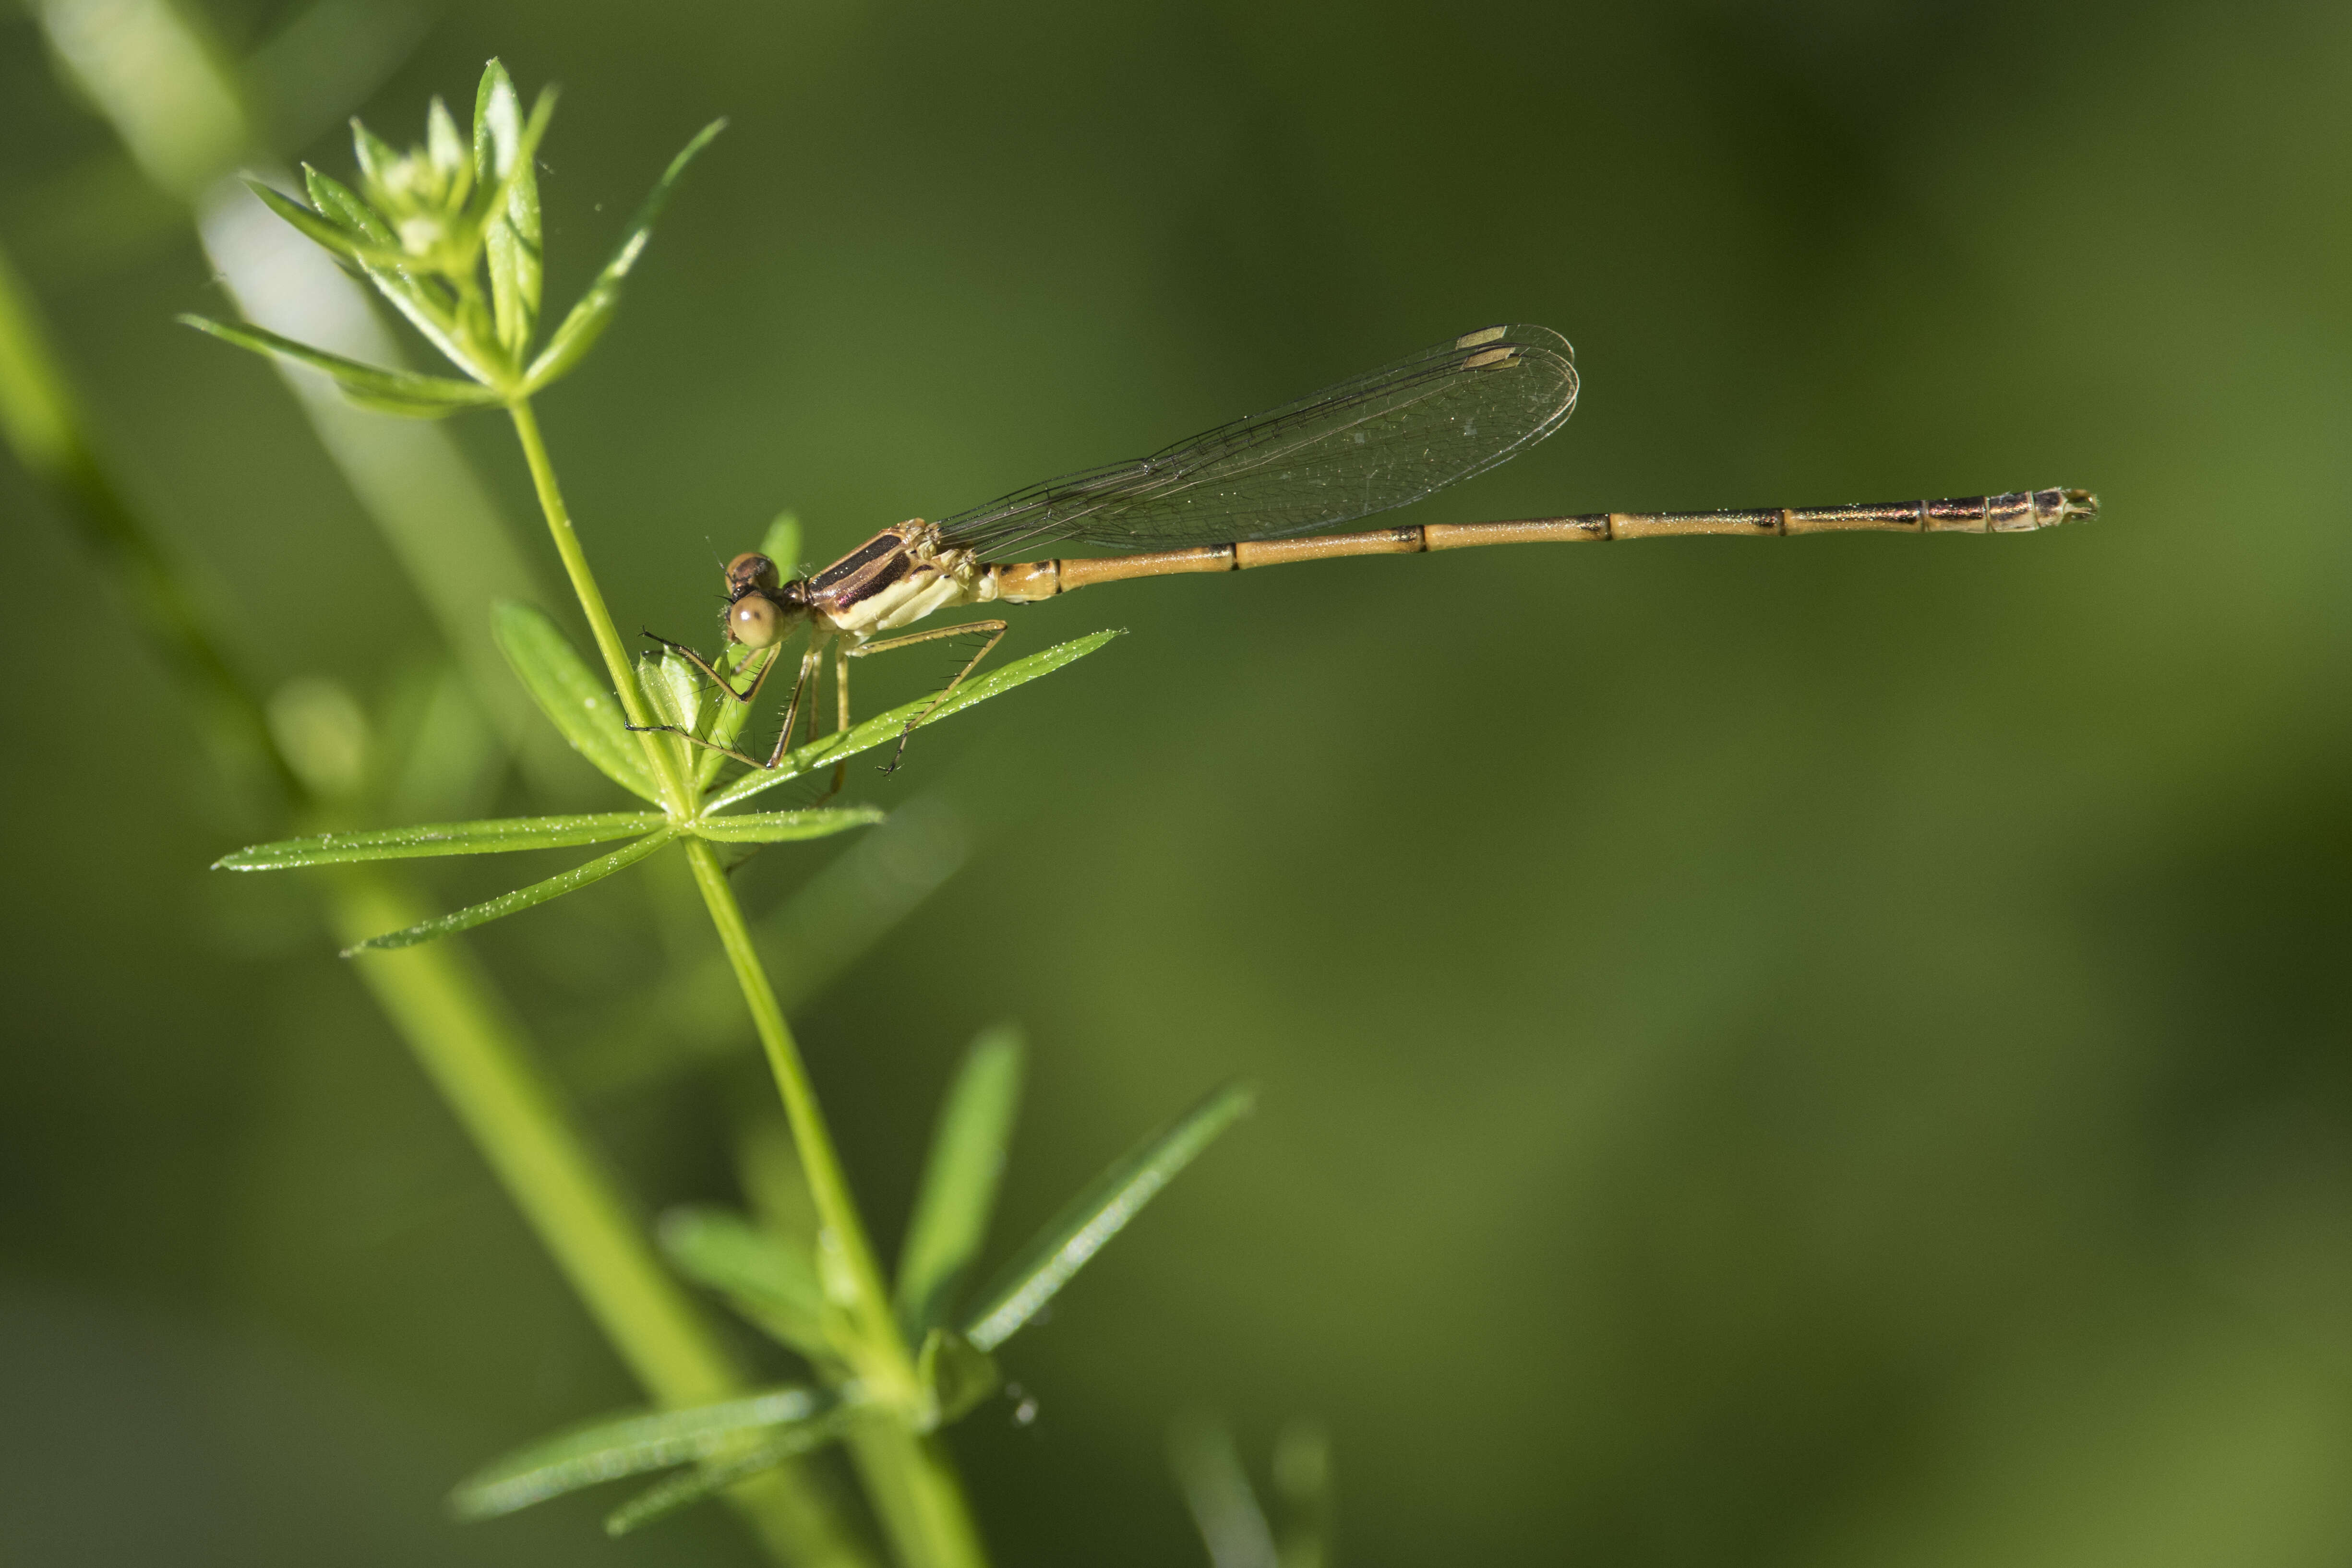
985;488;2099;599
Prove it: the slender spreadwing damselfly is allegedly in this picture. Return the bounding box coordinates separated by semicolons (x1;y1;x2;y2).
637;324;2098;773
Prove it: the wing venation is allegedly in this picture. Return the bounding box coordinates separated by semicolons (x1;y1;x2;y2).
934;324;1577;558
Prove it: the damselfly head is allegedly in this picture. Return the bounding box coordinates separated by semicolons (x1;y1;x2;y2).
725;551;782;597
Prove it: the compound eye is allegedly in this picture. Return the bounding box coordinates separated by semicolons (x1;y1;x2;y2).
727;593;784;649
725;551;781;595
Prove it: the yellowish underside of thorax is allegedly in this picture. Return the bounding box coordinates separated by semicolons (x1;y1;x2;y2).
814;547;987;642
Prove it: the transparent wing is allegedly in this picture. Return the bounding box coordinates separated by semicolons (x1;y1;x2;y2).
934;324;1577;558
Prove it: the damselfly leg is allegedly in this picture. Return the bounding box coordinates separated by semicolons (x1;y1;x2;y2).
849;619;1008;774
824;642;852;799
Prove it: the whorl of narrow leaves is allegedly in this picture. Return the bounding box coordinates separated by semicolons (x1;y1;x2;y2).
451;1056;1256;1531
211;619;1119;953
181;59;719;406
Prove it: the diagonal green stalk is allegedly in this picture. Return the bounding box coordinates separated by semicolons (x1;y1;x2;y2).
506;396;692;813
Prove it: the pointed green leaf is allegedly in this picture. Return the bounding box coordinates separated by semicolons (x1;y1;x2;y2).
336;383;482;419
638;649;706;783
657;1206;833;1361
470;60;512;183
483;180;537;358
450;1383;835;1519
461;83;556;233
492;601;659;802
602;1410;859;1536
690;807;885;845
523;119;726;392
472;68;549;355
246;180;406;265
897;1025;1026;1339
709;629;1123;812
963;1079;1256;1353
341;828;675;955
179;314;501;414
425;96;468;192
640;649;704;735
350;117;399;189
758;511;802;570
302;164;394;246
915;1329;1002;1428
216;813;664;870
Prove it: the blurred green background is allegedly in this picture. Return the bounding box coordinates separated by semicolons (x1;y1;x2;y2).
4;0;2349;1564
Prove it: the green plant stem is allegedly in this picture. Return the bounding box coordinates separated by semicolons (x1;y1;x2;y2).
500;393;914;1385
682;839;904;1367
684;838;990;1568
1;237;869;1568
847;1426;995;1568
506;396;691;811
503;317;985;1568
502;392;980;1561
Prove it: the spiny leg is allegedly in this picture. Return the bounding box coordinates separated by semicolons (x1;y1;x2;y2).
757;638;829;769
848;619;1008;774
726;645;824;873
621;725;772;772
813;640;852;802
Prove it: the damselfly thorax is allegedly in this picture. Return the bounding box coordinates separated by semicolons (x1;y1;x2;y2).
636;324;2098;778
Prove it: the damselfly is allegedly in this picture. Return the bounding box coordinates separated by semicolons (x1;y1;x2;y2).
636;324;2097;773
